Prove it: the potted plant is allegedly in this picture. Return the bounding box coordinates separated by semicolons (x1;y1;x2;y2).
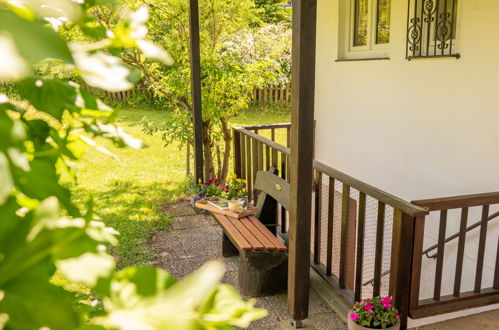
188;175;247;211
348;296;400;330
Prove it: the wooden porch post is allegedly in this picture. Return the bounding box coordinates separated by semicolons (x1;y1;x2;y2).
288;0;318;326
189;0;204;183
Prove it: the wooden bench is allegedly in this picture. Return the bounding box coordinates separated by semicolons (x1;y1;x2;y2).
210;169;290;296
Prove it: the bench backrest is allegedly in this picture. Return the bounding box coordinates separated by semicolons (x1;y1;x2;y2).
254;169;290;218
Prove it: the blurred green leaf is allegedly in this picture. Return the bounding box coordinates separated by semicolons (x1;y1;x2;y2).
0;11;73;66
0;153;13;205
17;78;78;120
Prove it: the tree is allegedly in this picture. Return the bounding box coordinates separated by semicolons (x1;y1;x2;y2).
0;1;265;329
90;0;292;180
254;0;291;24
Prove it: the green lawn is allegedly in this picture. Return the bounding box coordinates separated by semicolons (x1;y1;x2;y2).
64;107;290;269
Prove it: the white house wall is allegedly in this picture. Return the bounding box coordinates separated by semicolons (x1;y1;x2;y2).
314;0;499;300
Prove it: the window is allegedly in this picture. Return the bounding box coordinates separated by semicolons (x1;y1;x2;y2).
406;0;460;59
339;0;391;60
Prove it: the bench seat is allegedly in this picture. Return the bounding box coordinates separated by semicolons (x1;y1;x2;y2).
212;213;287;251
208;169;290;296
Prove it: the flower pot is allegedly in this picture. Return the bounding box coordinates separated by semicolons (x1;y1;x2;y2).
347;317;400;330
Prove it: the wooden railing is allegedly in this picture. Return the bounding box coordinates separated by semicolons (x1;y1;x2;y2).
233;125;499;327
232;124;428;329
233;124;291;240
409;192;499;318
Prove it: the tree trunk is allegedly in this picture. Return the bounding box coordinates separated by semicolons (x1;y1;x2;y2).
220;118;232;180
202;120;216;180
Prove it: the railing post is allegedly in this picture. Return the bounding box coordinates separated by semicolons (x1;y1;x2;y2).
389;210;416;330
233;129;242;178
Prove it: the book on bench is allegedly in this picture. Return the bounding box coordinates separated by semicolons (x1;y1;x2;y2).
207;199;229;210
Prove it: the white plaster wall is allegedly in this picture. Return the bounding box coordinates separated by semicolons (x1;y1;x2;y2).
314;0;499;302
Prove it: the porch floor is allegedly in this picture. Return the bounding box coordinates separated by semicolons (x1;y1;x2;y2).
151;201;347;330
414;308;499;329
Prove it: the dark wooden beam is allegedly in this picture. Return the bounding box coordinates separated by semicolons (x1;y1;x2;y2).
287;0;317;324
189;0;204;183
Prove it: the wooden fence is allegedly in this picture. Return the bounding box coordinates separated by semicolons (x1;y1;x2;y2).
232;123;499;328
80;82;153;102
251;85;291;106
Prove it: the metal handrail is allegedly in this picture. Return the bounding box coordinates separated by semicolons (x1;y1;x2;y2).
363;209;499;286
422;210;499;258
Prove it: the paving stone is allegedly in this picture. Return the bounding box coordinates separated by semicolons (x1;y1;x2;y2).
222;270;239;287
245;297;282;330
160;201;196;217
265;290;331;317
180;226;222;257
154;255;193;279
308;312;347;330
171;214;211;231
149;202;342;330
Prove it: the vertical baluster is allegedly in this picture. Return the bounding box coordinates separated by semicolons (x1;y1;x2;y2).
280;151;287;234
240;134;246;181
313;170;322;265
257;142;264;172
272;148;278;169
271;128;275;142
494;238;499;290
475;205;490;293
252;137;258;202
265;145;271;170
326;177;335;276
453;207;468;297
233;130;241;178
409;214;426;311
339;184;350;289
286;126;291;148
354;192;366;301
434;209;448;300
246;135;252;203
373;201;386;297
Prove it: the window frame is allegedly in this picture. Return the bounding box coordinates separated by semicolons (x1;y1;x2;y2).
339;0;391;60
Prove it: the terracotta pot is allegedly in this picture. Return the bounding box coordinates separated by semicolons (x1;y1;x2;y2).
347;317;400;330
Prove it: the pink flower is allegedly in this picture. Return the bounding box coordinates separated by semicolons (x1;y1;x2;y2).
364;303;374;311
381;296;392;308
381;296;392;305
395;313;400;319
350;313;359;321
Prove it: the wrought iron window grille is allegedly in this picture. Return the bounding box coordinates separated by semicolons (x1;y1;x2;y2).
406;0;461;60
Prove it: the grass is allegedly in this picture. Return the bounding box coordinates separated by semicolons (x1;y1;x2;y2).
64;106;290;269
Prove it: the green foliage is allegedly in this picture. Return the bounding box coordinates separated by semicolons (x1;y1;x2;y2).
190;175;247;200
254;0;291;24
0;1;265;329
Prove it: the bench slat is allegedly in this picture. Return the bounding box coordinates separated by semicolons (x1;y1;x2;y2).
247;216;287;251
212;213;252;250
239;217;277;250
228;217;266;250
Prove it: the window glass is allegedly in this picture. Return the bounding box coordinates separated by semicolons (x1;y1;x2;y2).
353;0;369;46
376;0;391;44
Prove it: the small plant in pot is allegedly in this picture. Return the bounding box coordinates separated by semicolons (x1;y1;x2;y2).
348;296;400;330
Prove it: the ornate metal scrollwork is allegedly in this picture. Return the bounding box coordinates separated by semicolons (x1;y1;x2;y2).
406;0;460;59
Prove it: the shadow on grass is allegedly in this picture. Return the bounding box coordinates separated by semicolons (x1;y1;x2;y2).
70;179;184;269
